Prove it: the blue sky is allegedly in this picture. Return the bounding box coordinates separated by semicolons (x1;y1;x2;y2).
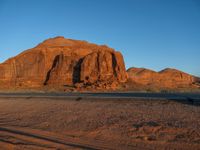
0;0;200;76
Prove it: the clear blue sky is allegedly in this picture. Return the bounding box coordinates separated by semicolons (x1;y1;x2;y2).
0;0;200;76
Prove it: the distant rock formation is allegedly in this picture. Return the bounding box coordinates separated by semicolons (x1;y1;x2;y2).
0;36;127;89
127;67;199;89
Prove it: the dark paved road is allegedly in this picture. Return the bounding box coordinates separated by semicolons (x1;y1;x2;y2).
0;92;200;100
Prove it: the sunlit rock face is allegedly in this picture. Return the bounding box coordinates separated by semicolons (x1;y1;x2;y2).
127;67;198;89
0;36;127;89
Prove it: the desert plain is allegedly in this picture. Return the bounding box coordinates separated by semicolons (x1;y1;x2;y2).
0;93;200;150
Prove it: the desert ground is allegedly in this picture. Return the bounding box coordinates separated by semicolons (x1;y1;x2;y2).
0;93;200;150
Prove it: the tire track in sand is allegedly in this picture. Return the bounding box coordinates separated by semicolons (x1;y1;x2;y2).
0;126;115;150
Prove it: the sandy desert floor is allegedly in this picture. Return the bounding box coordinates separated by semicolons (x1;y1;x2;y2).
0;96;200;150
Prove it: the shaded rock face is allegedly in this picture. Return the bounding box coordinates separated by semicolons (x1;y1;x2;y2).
0;37;127;89
127;67;198;89
194;77;200;86
80;51;127;84
46;51;127;87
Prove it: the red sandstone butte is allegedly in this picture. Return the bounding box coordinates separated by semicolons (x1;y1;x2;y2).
0;36;127;89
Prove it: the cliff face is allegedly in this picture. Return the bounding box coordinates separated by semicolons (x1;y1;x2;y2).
127;67;199;89
0;37;127;89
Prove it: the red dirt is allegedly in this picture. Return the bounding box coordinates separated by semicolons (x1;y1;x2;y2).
0;97;200;149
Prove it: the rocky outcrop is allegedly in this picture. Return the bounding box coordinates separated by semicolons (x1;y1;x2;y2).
0;36;127;89
127;67;198;89
0;50;46;87
80;51;127;84
46;50;127;87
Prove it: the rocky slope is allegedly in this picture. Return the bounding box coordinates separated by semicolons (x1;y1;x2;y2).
127;67;200;90
0;36;127;90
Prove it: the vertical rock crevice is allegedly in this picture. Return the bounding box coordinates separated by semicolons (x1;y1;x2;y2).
73;58;83;84
44;55;60;85
112;53;117;78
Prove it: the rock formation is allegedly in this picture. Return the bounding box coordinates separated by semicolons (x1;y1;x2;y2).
127;67;199;89
0;36;199;91
0;36;127;89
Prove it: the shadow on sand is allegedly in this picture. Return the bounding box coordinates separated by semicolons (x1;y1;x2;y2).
169;97;200;107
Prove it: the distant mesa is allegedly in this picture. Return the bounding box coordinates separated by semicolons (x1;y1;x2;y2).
0;36;127;90
0;36;199;91
127;67;200;90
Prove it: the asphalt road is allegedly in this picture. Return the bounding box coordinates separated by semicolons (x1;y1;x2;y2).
0;92;200;100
